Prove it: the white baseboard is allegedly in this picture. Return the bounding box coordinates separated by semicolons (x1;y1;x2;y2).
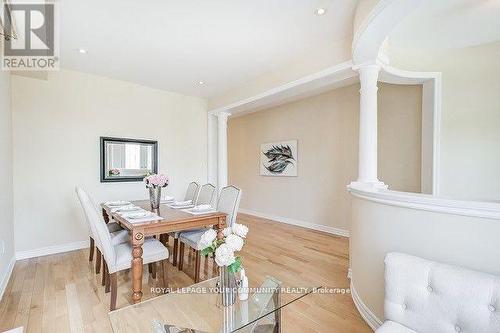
239;208;349;238
15;240;89;261
0;256;16;301
350;280;383;331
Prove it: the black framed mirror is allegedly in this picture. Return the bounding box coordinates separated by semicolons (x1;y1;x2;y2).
100;137;158;183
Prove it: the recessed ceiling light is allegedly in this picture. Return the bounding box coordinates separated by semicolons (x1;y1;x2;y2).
77;48;88;54
316;8;326;16
198;81;205;85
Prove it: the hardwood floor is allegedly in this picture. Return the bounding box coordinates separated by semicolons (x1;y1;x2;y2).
0;214;371;333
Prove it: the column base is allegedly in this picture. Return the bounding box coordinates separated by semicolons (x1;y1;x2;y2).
348;181;388;191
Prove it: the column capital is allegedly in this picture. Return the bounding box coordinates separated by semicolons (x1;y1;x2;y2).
216;111;231;120
352;59;383;72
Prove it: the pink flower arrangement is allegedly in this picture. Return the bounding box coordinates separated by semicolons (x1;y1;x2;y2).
144;173;169;188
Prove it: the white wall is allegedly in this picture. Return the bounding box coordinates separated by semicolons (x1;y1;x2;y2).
349;191;500;322
388;41;500;201
208;40;352;110
0;68;15;298
11;70;208;253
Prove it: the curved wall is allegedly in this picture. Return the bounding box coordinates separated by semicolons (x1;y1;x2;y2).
349;188;500;325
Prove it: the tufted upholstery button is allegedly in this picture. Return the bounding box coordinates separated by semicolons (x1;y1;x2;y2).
455;325;461;332
489;305;496;312
402;303;407;310
427;285;433;292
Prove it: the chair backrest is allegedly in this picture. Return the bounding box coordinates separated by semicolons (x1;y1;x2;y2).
384;252;500;333
184;181;200;202
75;187;116;266
216;185;241;227
75;187;98;242
196;183;216;205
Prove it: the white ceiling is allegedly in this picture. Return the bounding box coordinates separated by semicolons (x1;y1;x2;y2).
389;0;500;50
59;0;358;98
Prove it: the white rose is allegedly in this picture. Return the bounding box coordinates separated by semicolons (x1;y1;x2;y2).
225;234;244;252
222;227;233;237
215;244;236;267
197;228;217;250
232;223;249;238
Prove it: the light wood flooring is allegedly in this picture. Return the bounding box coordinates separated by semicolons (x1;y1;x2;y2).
0;214;371;333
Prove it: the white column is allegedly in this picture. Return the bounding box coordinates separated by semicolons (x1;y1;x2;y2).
207;113;218;185
351;64;387;189
217;112;230;190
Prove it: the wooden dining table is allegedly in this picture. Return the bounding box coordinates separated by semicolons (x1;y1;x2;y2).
101;200;227;304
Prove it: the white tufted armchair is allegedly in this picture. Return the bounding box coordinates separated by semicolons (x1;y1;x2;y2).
377;252;500;333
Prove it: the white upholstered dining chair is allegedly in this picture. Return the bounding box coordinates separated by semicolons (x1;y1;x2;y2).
185;181;200;202
195;183;216;205
167;181;201;266
75;187;129;280
178;185;242;282
76;187;170;310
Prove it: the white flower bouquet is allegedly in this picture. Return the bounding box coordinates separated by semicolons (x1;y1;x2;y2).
198;223;249;273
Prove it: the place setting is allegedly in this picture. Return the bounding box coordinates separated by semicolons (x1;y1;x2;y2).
104;201;162;224
182;204;216;215
117;209;163;224
167;199;195;209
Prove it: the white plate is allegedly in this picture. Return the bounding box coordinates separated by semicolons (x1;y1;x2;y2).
116;205;141;212
190;208;213;213
168;204;195;209
107;201;131;207
125;211;152;219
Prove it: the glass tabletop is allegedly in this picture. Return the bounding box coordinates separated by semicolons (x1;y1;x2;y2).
109;276;318;333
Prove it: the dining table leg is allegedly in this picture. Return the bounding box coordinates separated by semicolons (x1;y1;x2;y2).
131;229;145;303
102;208;110;223
216;216;227;239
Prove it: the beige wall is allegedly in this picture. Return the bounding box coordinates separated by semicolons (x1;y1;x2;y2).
228;83;422;231
389;41;500;201
12;70;208;253
0;68;14;294
378;83;422;192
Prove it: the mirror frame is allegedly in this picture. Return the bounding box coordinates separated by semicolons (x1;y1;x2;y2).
100;136;158;183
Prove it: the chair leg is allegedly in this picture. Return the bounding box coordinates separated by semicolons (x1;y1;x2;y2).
149;263;156;279
173;238;179;267
178;242;185;271
105;263;111;293
96;248;102;274
161;259;169;289
194;250;201;283
89;236;95;262
102;259;107;287
109;272;117;311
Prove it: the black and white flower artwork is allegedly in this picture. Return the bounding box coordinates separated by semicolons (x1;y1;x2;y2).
260;140;298;176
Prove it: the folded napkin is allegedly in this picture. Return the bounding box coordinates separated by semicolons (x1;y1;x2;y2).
119;210;163;223
172;200;192;206
110;204;139;213
104;201;131;207
182;208;216;215
191;204;212;212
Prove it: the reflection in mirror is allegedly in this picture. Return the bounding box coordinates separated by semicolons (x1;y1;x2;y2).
100;137;158;182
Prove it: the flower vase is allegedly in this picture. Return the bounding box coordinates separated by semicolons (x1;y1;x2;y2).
149;187;161;209
220;266;237;306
